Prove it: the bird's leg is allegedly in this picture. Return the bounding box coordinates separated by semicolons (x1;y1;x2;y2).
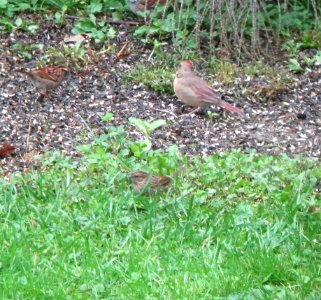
180;107;202;117
37;91;47;101
150;106;177;117
148;101;177;117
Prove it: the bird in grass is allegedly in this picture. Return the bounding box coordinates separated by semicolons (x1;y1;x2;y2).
130;170;172;194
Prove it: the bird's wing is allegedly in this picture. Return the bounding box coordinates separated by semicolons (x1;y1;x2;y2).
189;81;222;105
156;176;171;187
38;67;63;81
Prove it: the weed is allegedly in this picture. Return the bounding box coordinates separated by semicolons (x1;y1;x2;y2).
129;117;166;153
123;62;175;94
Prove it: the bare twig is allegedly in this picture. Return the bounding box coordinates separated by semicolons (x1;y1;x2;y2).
26;116;32;152
114;41;130;62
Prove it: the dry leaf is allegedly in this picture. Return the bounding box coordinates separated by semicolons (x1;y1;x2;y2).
216;48;231;58
64;34;87;43
0;143;15;157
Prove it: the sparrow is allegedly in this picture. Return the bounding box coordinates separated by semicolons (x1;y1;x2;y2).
173;60;244;117
127;0;167;15
130;170;172;194
19;66;65;96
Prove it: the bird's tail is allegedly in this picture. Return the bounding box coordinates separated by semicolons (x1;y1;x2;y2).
222;101;244;117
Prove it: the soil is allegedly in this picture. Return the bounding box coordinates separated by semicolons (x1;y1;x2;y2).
1;16;320;177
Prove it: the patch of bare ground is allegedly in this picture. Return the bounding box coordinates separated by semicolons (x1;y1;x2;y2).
0;16;320;176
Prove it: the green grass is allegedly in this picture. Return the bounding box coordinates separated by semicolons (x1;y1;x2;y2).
0;128;320;299
124;61;175;94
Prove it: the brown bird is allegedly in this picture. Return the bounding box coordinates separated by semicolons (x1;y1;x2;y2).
130;170;172;194
19;66;65;97
127;0;167;15
173;60;244;117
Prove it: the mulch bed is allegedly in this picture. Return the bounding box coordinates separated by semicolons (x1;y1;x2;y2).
1;16;320;177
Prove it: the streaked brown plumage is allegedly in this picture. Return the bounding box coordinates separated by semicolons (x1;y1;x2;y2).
19;66;65;96
130;170;172;194
173;60;244;117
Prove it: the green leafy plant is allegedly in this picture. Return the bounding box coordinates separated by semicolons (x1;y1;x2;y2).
300;31;321;49
9;42;44;59
39;43;85;69
302;56;314;68
128;117;166;155
101;112;114;122
207;110;219;120
133;3;201;51
147;39;168;60
0;14;39;33
315;51;321;65
71;13;116;43
289;58;304;73
282;40;303;57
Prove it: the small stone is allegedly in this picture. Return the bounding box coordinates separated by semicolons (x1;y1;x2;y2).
297;113;307;120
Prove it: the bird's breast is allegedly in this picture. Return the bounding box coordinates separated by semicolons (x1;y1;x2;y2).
174;79;208;107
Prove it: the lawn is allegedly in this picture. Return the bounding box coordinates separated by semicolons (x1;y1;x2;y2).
1;0;321;298
1;141;320;298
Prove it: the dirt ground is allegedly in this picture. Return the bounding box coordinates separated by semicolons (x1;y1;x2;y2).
1;17;320;176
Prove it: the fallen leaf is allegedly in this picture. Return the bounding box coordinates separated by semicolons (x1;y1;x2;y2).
64;34;87;43
0;143;15;157
216;48;231;58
